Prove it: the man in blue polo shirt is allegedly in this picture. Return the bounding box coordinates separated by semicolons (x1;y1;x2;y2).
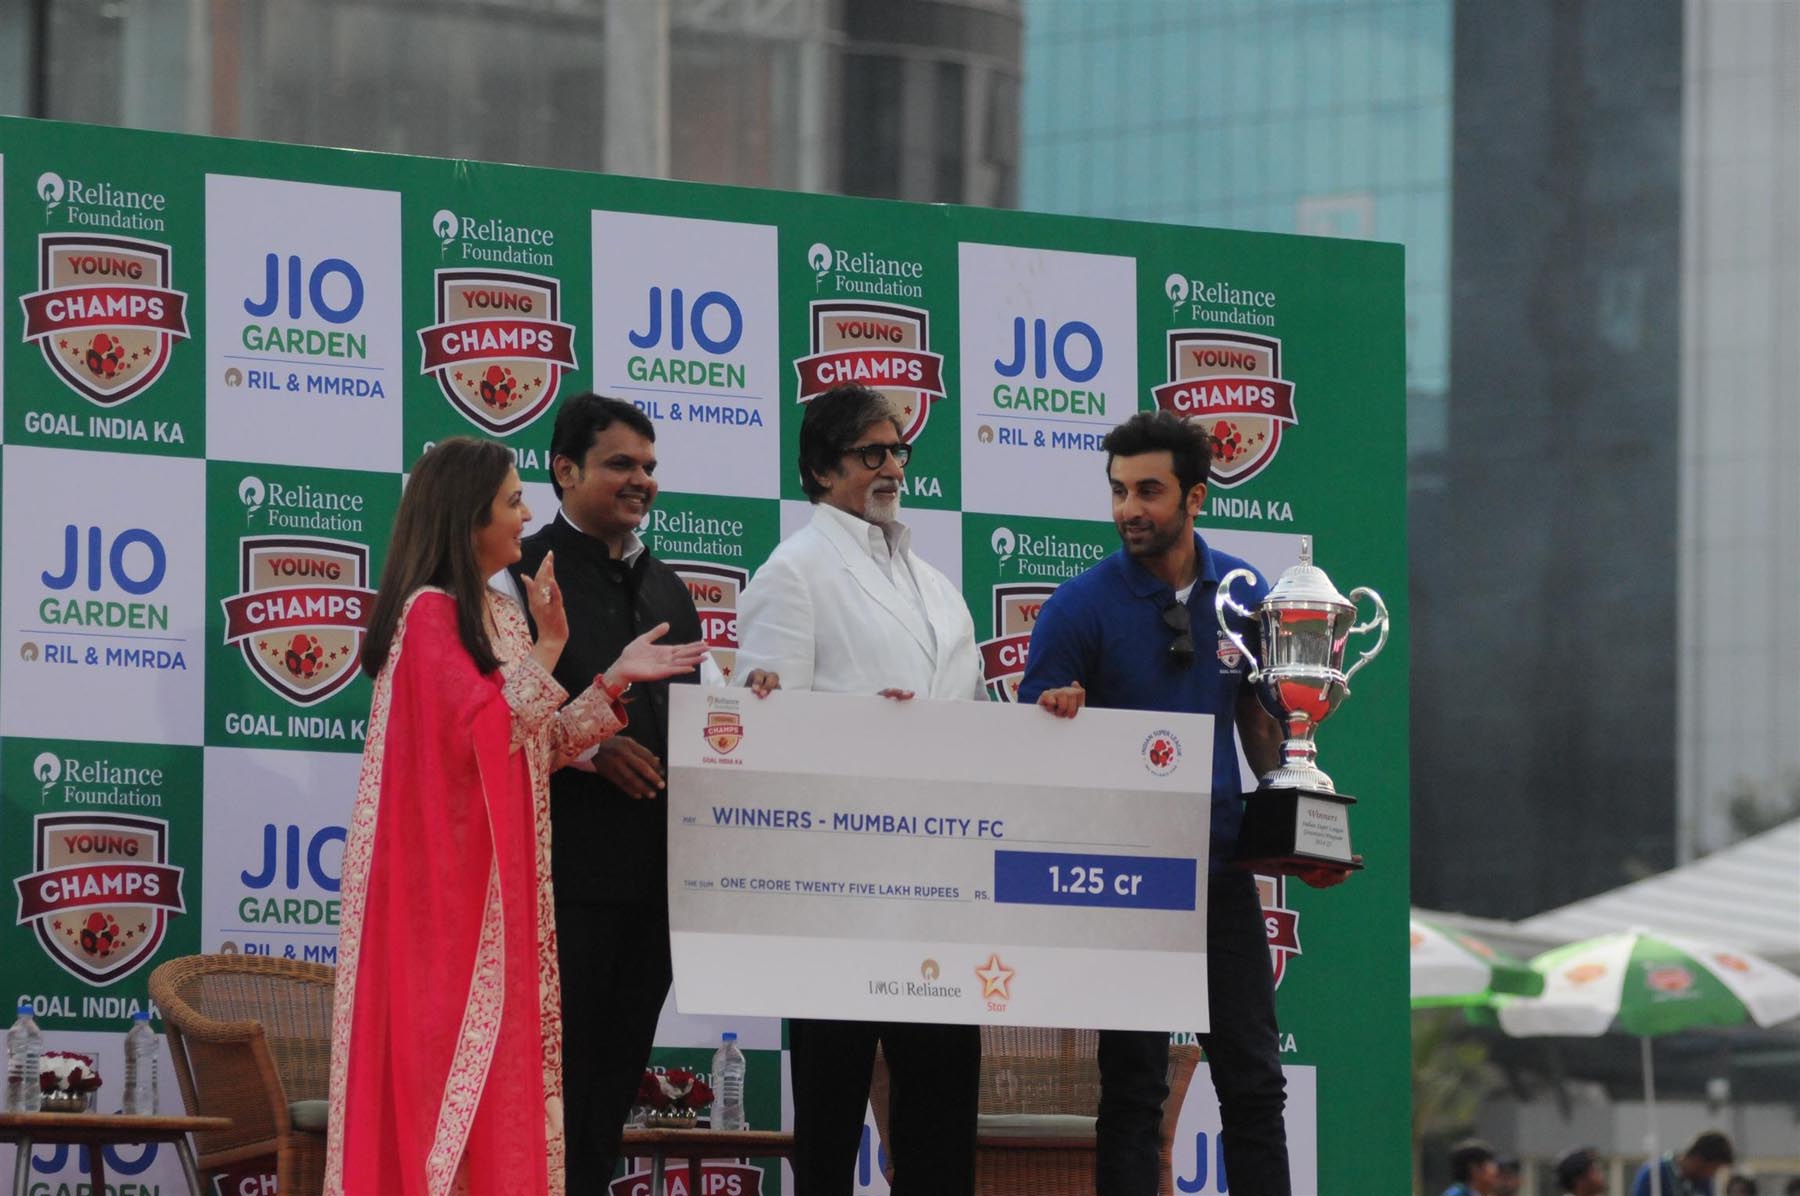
1020;410;1349;1196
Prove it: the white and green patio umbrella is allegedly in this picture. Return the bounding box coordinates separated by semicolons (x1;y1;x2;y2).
1496;929;1800;1196
1409;916;1543;1007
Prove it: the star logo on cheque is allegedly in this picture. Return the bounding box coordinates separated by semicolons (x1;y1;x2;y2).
975;953;1014;1001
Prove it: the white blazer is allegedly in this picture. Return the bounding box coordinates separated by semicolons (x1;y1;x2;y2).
736;505;984;700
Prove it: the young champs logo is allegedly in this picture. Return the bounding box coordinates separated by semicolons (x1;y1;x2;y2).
1151;330;1297;489
418;269;578;434
1255;873;1303;988
20;234;191;405
703;694;746;756
793;300;946;442
669;561;748;681
219;536;376;705
977;583;1056;701
14;813;186;984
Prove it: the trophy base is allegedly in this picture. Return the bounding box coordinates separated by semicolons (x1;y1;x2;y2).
1232;787;1363;877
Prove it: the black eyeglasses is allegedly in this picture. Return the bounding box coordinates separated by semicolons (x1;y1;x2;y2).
1161;600;1194;664
843;442;912;469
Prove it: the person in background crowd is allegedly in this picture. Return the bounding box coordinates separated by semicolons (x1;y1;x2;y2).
1022;411;1354;1196
504;394;714;1194
1442;1139;1502;1196
1497;1155;1523;1195
1630;1131;1735;1196
1557;1146;1608;1196
326;437;705;1196
734;384;986;1195
1725;1177;1759;1196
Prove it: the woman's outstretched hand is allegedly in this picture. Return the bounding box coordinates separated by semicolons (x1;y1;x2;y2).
602;622;709;690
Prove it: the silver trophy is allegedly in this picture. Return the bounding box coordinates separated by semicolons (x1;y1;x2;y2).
1214;536;1388;874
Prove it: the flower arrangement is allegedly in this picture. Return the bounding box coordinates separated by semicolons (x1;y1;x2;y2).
40;1050;102;1113
634;1067;713;1127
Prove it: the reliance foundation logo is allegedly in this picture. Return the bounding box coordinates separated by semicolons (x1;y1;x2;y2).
30;752;164;810
1152;330;1298;489
14;813;186;984
807;240;924;299
219;535;376;705
794;300;946;442
20;233;192;406
989;525;1108;581
432;208;556;267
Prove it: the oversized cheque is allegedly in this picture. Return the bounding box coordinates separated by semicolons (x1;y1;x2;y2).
667;687;1215;1032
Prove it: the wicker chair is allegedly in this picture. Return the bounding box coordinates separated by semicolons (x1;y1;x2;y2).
148;955;335;1196
871;1027;1201;1196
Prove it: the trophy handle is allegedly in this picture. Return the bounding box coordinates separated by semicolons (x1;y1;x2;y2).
1342;586;1389;686
1213;567;1263;681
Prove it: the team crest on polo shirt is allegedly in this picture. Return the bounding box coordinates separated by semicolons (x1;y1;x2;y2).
21;233;192;405
1150;329;1297;489
1216;631;1244;669
1255;873;1302;989
15;813;186;984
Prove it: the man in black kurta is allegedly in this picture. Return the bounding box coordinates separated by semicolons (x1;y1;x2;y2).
509;394;704;1194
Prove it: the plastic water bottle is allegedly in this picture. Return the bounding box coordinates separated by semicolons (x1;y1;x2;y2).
122;1010;158;1115
710;1031;747;1131
6;1003;43;1113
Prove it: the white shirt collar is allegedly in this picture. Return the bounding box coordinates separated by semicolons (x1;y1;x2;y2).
558;507;645;565
813;501;911;564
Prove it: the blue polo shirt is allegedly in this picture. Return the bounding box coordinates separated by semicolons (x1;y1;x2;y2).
1017;532;1269;866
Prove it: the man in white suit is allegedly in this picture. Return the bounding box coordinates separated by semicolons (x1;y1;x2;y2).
736;383;983;1196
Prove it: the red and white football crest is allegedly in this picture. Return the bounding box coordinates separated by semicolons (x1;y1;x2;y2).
1152;330;1298;488
20;234;191;405
418;269;578;434
794;301;946;441
15;813;186;984
220;536;376;705
977;583;1057;702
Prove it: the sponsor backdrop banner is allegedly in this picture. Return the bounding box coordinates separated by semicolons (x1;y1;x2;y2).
0;115;1408;1196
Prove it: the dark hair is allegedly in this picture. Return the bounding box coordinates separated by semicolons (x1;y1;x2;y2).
797;384;901;501
548;393;655;499
1449;1139;1497;1183
1725;1178;1759;1196
1686;1131;1734;1165
1555;1147;1599;1190
362;437;515;677
1101;410;1214;499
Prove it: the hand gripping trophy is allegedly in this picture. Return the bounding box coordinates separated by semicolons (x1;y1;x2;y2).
1214;536;1388;876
